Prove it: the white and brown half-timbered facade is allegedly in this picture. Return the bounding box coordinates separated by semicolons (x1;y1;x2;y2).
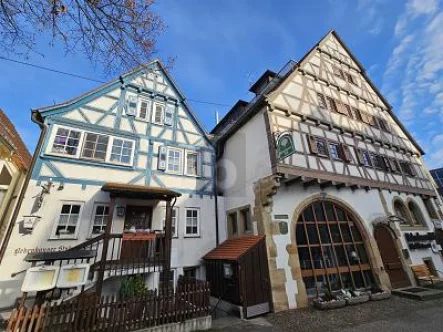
213;31;443;312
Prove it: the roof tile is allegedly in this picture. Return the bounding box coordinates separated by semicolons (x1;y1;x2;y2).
203;235;265;261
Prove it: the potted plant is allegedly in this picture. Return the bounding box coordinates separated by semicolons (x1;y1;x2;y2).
369;286;391;301
346;289;370;305
119;275;147;319
313;290;346;310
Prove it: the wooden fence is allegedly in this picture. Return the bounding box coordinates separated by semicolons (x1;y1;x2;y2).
7;279;210;332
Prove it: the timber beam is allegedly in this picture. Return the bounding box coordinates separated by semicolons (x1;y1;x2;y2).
303;177;319;188
320;181;334;189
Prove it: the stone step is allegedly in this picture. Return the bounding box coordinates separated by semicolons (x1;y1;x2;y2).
392;287;443;301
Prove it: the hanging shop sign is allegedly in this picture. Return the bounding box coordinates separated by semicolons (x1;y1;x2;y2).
277;132;296;160
21;265;60;292
405;232;435;250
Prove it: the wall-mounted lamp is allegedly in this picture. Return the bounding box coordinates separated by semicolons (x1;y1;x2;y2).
116;207;126;217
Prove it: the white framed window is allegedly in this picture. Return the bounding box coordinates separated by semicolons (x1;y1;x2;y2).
185;151;200;176
137;99;151;121
52;201;84;239
90;203;109;236
163;207;178;238
185;208;200;237
81;132;109;161
48;125;135;167
109;138;134;165
51;127;82;156
167;148;182;174
152;102;165;125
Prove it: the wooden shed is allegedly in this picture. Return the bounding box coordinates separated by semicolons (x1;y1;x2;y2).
203;235;272;319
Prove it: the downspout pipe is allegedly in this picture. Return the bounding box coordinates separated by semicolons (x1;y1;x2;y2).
213;137;225;246
0;110;47;263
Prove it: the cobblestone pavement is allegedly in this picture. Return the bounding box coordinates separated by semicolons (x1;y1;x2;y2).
211;296;443;332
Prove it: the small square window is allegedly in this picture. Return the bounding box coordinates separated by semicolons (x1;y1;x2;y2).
81;133;109;162
167;148;182;173
52;128;81;156
316;138;329;156
329;143;342;160
54;203;83;238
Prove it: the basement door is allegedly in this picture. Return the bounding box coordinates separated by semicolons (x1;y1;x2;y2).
374;225;411;289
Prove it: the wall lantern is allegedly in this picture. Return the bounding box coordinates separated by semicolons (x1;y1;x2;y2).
223;263;233;279
116;206;126;217
22;215;41;230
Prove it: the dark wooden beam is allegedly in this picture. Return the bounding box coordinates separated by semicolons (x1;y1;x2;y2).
335;182;346;189
96;196;115;297
284;176;302;186
320;181;334;189
350;184;360;191
303;178;318;188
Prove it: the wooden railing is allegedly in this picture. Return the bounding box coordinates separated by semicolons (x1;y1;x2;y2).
7;279;211;332
62;233;166;275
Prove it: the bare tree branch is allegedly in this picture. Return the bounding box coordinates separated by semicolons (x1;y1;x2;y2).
0;0;168;75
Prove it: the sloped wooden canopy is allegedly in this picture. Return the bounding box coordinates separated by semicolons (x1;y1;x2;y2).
203;235;265;261
102;183;181;200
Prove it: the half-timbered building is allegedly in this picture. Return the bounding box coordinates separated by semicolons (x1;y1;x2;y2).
0;60;216;309
213;30;443;311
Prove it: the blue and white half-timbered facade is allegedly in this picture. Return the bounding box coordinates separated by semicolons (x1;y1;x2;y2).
0;60;216;308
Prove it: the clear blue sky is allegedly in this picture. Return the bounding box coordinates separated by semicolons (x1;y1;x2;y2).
1;0;443;168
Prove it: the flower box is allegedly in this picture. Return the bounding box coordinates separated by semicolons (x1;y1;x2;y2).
346;294;369;305
370;290;391;301
313;298;346;310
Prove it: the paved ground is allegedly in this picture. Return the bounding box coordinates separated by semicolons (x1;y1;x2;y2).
210;296;443;332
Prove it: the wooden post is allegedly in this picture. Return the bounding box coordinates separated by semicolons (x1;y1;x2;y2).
162;199;173;292
96;196;115;296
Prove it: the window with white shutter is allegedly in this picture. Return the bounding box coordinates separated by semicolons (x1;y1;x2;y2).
157;145;167;170
164;105;174;126
126;96;137;116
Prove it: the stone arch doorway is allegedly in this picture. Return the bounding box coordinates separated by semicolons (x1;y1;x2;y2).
294;199;376;299
374;224;411;289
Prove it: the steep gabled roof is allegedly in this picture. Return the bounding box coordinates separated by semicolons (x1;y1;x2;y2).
0;110;32;170
213;30;425;155
33;60;210;138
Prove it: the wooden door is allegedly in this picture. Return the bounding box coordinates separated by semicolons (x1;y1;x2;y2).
374;226;411;288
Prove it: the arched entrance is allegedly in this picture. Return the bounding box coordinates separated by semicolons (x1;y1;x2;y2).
374;225;411;288
295;200;375;298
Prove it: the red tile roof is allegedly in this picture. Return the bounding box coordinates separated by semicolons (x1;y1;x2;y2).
0;110;32;170
203;235;265;261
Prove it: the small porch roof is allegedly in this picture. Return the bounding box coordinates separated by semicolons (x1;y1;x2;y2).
102;183;181;200
203;235;265;261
